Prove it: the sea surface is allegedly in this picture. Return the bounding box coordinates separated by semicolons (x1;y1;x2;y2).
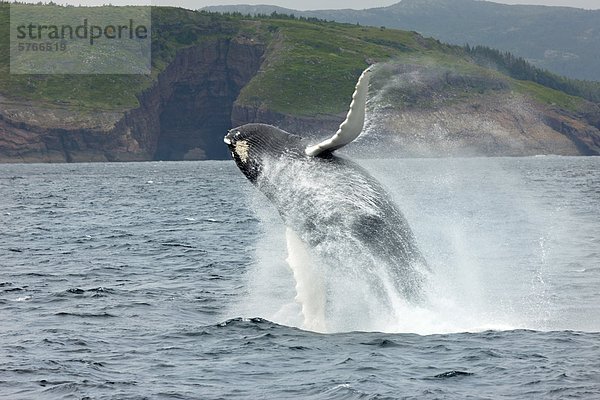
1;157;599;399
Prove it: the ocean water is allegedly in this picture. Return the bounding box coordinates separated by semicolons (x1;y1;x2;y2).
1;157;599;399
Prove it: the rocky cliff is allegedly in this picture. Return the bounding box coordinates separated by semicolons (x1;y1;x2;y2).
356;65;600;157
0;37;265;162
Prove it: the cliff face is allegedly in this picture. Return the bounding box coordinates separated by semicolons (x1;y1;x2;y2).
542;110;600;156
362;97;591;157
351;65;600;157
0;97;129;162
0;37;265;163
149;37;265;160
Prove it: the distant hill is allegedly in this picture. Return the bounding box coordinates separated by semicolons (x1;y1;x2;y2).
203;0;600;81
202;4;295;15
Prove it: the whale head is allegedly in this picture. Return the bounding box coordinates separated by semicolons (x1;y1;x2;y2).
224;123;304;183
225;66;374;183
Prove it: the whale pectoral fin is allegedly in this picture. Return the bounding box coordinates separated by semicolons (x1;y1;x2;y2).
305;66;373;157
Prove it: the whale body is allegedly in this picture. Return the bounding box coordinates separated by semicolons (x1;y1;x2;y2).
225;67;428;330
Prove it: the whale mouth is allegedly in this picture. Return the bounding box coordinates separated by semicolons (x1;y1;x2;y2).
224;131;234;145
224;129;241;146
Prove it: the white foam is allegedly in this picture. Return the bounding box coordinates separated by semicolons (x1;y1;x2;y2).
232;155;574;334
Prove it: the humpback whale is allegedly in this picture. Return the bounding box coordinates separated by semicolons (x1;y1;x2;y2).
225;66;428;329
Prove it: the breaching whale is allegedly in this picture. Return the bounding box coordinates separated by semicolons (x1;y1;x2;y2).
225;66;428;331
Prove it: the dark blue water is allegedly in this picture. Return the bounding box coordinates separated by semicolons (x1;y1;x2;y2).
1;158;599;399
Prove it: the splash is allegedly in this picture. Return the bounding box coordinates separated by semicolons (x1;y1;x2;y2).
230;156;565;335
256;153;430;333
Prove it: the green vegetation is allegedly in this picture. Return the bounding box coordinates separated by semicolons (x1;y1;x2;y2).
236;20;429;115
511;80;585;112
465;45;600;104
0;3;598;117
0;4;436;114
0;5;244;110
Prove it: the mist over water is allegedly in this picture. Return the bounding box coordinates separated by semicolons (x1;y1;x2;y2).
232;156;599;335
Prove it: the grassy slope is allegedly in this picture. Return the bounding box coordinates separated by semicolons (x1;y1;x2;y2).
0;5;240;110
0;4;592;118
0;4;150;110
236;20;429;116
